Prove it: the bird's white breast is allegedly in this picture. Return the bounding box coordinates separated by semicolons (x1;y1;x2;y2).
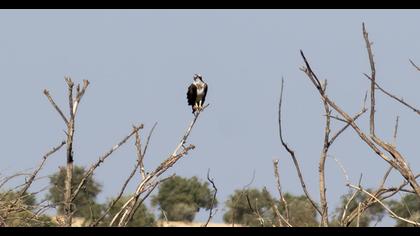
194;81;205;98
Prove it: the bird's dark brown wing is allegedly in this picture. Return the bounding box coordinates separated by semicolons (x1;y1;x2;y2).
187;83;197;106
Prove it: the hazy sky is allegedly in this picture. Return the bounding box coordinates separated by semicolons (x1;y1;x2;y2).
1;10;419;226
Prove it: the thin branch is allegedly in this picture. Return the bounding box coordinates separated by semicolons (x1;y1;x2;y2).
379;166;394;190
363;22;376;136
245;193;264;227
271;200;292;227
348;183;420;226
231;170;256;227
363;74;420;116
43;89;69;125
202;169;218;227
135;122;157;180
143;122;158;158
409;59;420;72
18;140;66;197
278;77;321;215
330;155;350;185
356;202;361;227
90;162;140;226
133;126;145;179
71;124;144;202
272;160;289;222
328;107;367;147
392;116;399;148
340;190;359;226
0;173;31;190
319;79;330;227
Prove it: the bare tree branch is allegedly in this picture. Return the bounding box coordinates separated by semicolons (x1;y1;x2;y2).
111;105;209;226
202;169;218;227
90;162;139;227
393;116;399;147
272;160;289;222
43;89;69;125
134;126;145;180
18;140;66;197
363;22;376;136
319;80;331;226
348;183;420;226
71;124;144;203
363;74;420;116
409;59;420;72
245;193;264;226
300;50;420;197
278;77;321;215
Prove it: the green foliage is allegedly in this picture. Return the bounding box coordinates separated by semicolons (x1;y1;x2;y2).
223;188;274;226
100;196;156;227
223;188;318;227
330;190;385;227
389;194;420;227
0;191;56;227
46;165;102;220
151;176;217;222
280;193;318;227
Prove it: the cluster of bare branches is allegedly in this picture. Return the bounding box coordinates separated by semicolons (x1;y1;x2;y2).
0;77;209;227
273;23;420;227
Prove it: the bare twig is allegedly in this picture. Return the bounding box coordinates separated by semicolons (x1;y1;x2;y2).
330;155;350;185
134;126;145;179
43;89;69;125
363;22;376;136
231;170;255;227
245;193;264;226
90;163;139;227
393;116;399;148
340;190;359;226
134;122;157;180
356;202;361;227
409;59;420;72
270;200;292;227
0;173;31;190
328;107;367;147
363;74;420;116
143;122;158;158
202;169;218;227
278;77;321;215
18;140;66;197
319;80;330;226
272;160;289;222
348;183;420;226
71;124;144;203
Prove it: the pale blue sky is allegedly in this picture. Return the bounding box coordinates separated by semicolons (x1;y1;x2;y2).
0;10;419;226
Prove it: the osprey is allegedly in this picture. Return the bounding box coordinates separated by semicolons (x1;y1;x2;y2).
187;74;208;113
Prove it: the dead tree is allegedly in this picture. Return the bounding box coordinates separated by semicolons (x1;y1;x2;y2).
277;23;420;227
109;105;209;227
44;77;89;226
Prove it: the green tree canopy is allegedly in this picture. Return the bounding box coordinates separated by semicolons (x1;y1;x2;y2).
100;196;156;227
280;193;318;227
223;188;318;227
389;193;420;227
46;165;102;221
151;176;217;222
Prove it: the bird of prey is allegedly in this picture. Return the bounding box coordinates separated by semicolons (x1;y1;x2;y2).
187;74;208;114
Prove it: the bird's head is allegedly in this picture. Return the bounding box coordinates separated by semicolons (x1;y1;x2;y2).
193;74;203;82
